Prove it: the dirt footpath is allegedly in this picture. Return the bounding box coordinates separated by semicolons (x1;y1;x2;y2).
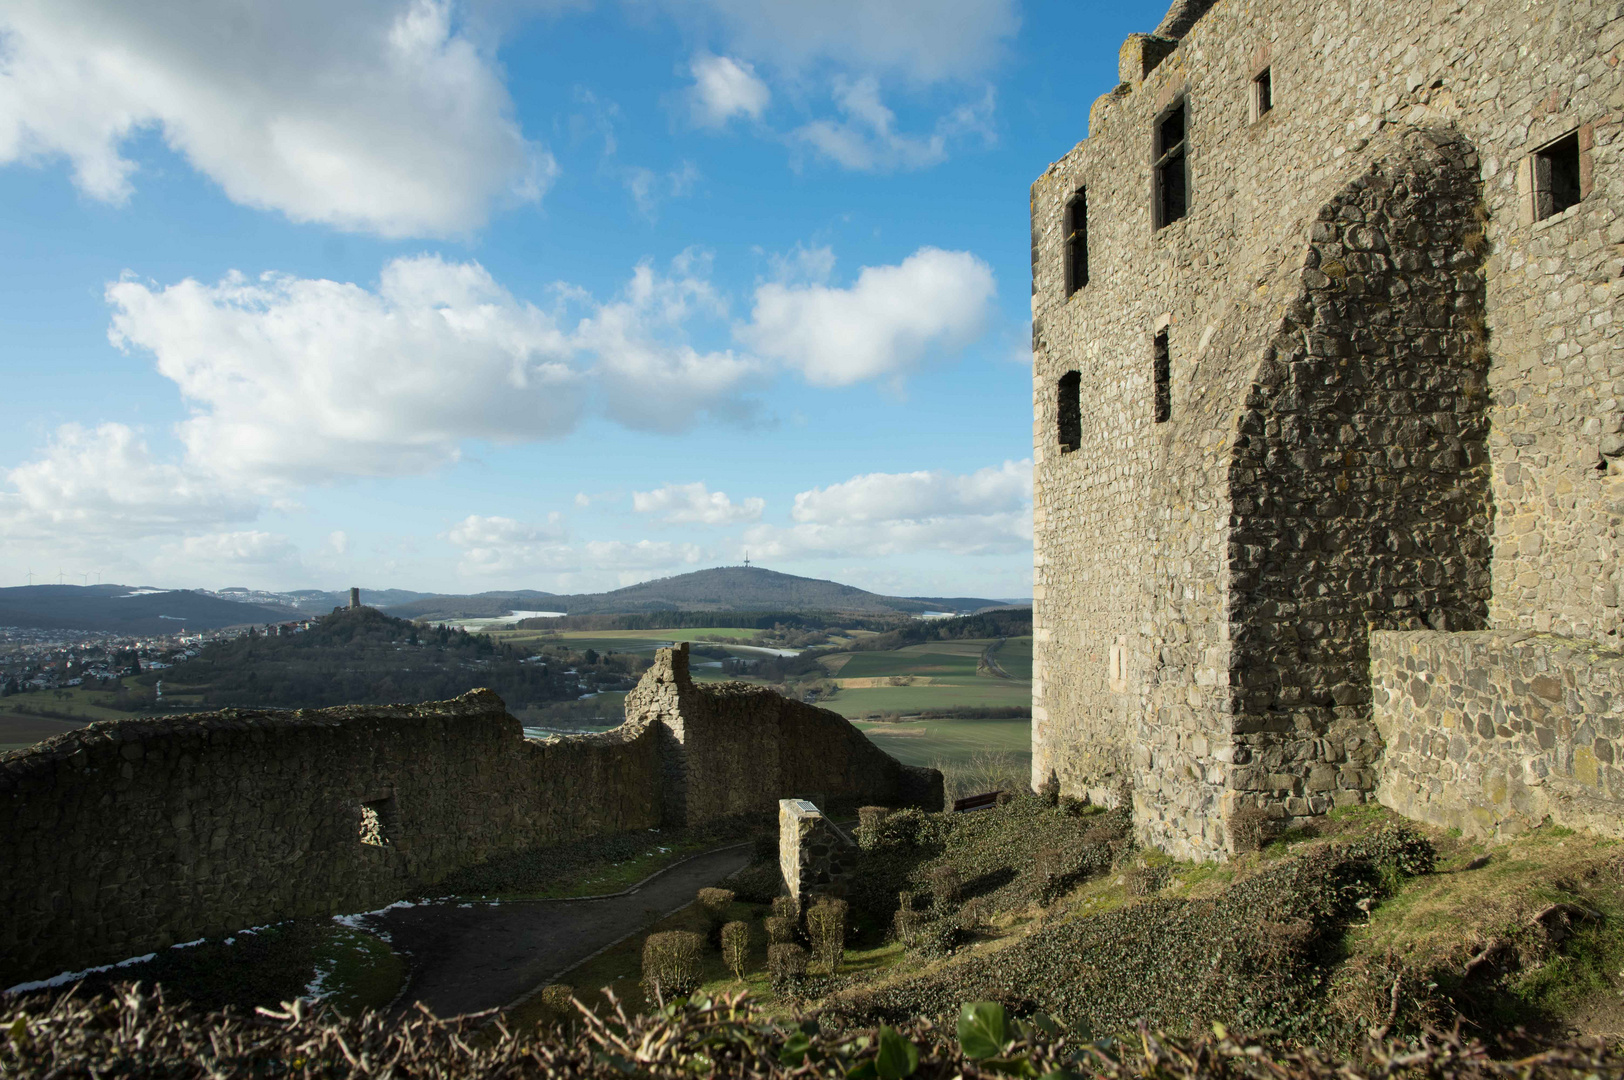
366;845;752;1018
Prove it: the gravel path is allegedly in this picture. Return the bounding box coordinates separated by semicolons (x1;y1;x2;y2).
364;845;753;1018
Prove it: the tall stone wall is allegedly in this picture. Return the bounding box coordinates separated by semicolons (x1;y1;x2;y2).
624;643;943;825
1032;0;1624;858
0;691;661;988
1372;629;1624;841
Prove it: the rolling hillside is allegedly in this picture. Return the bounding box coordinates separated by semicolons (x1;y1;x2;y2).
387;567;1013;619
0;585;294;635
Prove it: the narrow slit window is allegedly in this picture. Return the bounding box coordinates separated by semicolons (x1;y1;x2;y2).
1533;132;1582;220
359;795;397;847
1153;332;1171;424
1058;371;1082;452
1251;68;1272;120
1154;100;1188;229
1064;189;1088;295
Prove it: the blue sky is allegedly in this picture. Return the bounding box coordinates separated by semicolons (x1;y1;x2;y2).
0;0;1161;599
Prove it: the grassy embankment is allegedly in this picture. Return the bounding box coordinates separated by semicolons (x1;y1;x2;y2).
525;801;1624;1048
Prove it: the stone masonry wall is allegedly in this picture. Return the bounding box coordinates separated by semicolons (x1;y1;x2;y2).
778;799;856;909
0;690;661;988
1032;0;1624;859
1222;130;1494;843
1373;629;1624;840
624;643;943;826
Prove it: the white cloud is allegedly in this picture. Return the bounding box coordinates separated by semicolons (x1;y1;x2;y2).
0;422;255;541
740;246;995;386
447;514;703;576
793;79;996;173
0;0;551;237
107;256;584;485
674;0;1018;84
791;460;1029;523
743;460;1031;560
687;53;771;127
632;482;764;525
328;531;351;556
172;531;300;566
577;254;765;431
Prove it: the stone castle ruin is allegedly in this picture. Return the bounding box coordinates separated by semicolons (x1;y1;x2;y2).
0;643;939;988
1032;0;1624;859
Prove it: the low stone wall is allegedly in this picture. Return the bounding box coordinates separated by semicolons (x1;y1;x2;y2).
1371;630;1624;839
625;643;943;825
0;691;662;988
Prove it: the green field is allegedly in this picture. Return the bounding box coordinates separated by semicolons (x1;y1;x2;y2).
852;717;1031;769
832;643;981;679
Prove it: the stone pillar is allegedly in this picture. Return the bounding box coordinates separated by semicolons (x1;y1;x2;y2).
349;587;361;609
778;798;853;908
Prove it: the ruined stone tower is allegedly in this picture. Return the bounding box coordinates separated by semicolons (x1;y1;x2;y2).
1033;0;1623;859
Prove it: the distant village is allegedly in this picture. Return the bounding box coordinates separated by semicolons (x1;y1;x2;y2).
0;619;316;696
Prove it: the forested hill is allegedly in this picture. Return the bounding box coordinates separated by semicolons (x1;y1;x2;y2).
127;607;607;712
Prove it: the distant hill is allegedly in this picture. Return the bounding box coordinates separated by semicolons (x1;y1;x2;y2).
0;585;294;635
380;590;561;620
464;567;1007;617
126;606;596;711
224;588;444;614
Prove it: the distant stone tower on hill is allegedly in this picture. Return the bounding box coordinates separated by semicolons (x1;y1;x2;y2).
349;587;361;609
1031;0;1624;859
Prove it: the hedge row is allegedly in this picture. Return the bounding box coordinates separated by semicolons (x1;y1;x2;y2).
2;983;1617;1079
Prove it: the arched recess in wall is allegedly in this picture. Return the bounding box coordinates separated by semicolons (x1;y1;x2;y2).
1224;127;1494;815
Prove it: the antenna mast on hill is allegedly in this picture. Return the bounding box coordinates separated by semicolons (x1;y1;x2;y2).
743;551;751;569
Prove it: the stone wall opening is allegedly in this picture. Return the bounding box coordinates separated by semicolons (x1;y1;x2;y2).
1250;67;1272;121
1152;331;1171;423
1533;130;1583;220
1064;189;1089;294
358;793;397;847
1154;100;1188;228
1058;370;1082;451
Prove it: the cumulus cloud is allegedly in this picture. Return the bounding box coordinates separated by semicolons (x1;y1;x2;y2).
743;460;1031;560
625;160;701;219
633;482;764;525
740;246;996;386
791;460;1029;523
107;256;583;485
687;53;770;127
577;254;765;431
0;0;551;237
672;0;1017;84
0;422;255;541
447;513;703;576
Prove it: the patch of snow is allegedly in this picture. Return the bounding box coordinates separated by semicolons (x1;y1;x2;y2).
5;952;158;995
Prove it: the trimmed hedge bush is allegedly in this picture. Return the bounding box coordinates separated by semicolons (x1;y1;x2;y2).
766;944;808;993
641;931;704;1002
806;898;849;972
721;921;751;980
764;916;797;946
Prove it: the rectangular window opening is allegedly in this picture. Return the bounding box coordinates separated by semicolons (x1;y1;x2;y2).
1251;68;1273;120
1154;101;1188;229
1058;370;1082;452
1153;332;1171;424
1533;131;1582;220
1064;189;1088;295
359;794;397;847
